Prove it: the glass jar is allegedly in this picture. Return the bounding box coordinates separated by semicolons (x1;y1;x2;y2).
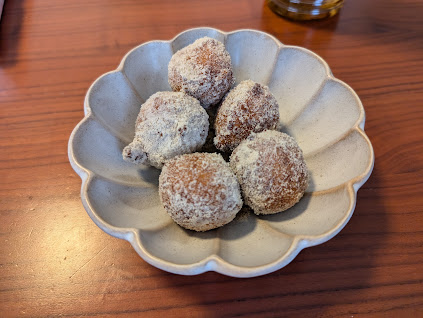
267;0;345;21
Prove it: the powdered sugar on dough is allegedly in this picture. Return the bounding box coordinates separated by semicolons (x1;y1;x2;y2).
168;37;234;109
214;80;280;152
122;92;209;169
230;130;309;215
159;153;243;231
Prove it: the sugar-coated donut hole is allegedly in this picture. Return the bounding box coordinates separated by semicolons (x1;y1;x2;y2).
168;37;234;109
230;130;309;215
159;153;243;231
122;91;209;168
214;80;280;153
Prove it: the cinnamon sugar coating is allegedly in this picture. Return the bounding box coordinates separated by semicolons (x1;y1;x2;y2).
122;92;209;169
214;80;280;152
230;130;309;215
168;37;234;109
159;153;243;231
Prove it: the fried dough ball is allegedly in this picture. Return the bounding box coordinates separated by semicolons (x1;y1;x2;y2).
122;92;209;169
214;80;280;152
230;130;309;215
159;153;243;231
168;37;234;109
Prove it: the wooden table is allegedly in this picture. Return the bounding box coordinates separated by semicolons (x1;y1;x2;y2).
1;0;422;316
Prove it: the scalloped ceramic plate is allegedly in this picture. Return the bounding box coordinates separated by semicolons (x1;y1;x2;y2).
68;28;374;277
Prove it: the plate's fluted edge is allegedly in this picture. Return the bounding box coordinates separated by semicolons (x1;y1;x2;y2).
68;27;375;278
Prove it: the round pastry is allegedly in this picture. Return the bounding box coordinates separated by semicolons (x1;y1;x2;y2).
214;80;280;152
230;130;309;215
159;153;243;231
122;91;209;169
168;37;234;109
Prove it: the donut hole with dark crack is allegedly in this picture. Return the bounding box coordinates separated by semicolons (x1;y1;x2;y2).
214;80;280;153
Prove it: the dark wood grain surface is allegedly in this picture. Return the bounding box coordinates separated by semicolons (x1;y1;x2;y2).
1;0;423;317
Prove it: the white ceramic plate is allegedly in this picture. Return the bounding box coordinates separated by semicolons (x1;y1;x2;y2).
68;28;374;277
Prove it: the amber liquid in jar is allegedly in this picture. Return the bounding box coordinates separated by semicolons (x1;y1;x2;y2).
267;0;344;21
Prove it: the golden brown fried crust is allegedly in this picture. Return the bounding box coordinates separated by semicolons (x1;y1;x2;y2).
168;37;234;109
159;153;243;231
230;130;309;215
214;80;280;152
